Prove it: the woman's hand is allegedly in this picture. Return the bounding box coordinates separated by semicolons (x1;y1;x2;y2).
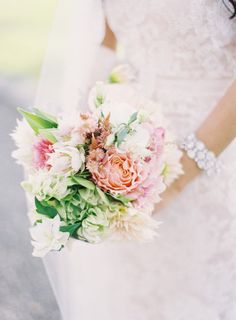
155;151;201;212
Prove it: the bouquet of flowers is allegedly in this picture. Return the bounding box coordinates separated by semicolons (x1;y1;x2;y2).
11;66;183;257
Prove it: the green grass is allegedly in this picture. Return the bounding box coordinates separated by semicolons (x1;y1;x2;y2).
0;0;57;76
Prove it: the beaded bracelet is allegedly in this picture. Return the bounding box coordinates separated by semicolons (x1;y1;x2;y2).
180;133;222;176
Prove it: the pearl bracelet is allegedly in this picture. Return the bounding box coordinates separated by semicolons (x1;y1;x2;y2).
180;133;222;176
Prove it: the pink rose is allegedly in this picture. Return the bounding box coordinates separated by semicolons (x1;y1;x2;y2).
33;139;54;169
90;150;143;196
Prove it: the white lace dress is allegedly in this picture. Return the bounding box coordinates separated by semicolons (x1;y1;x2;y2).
43;1;236;319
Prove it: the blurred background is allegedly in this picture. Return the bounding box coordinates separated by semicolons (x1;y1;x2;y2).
0;1;62;319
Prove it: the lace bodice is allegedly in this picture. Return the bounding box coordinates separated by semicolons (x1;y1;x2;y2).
105;0;236;80
105;0;236;138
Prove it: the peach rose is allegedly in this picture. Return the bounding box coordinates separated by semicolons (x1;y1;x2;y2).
90;150;143;196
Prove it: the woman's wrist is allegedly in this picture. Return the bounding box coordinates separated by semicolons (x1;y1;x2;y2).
174;150;201;192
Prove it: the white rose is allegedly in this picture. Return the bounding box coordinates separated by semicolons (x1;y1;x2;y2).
22;170;70;201
47;142;85;175
102;101;137;127
119;126;151;158
30;215;69;257
89;83;139;124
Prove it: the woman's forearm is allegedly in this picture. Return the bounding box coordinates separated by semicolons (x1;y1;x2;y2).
196;80;236;156
155;80;236;210
175;80;236;191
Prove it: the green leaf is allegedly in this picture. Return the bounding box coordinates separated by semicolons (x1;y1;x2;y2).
116;126;129;146
38;129;57;143
60;223;81;236
79;188;92;201
128;112;138;125
108;193;131;205
96;187;110;205
35;197;58;218
32;108;58;126
72;176;95;190
18;108;58;134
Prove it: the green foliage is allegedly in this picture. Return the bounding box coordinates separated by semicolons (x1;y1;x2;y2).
35;197;58;218
32;108;58;124
60;223;81;236
116;126;130;146
70;176;96;190
95;187;110;206
114;112;138;146
107;193;131;205
38;129;57;143
18;108;58;134
128;112;138;125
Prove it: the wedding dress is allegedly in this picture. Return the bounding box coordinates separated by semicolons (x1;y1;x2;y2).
41;1;236;319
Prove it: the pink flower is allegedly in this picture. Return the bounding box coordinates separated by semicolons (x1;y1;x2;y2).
145;124;165;156
86;148;105;172
89;149;143;196
128;126;166;206
33;139;54;169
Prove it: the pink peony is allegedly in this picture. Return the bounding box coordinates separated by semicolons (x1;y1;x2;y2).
33;139;54;169
89;149;143;196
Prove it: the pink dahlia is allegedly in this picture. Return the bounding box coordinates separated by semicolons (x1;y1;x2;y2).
33;139;54;169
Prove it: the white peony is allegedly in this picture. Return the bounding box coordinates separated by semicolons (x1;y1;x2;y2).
89;83;140;125
102;101;137;126
47;142;85;175
109;207;162;242
119;125;152;158
77;208;109;243
22;170;70;201
11;119;36;170
30;215;69;257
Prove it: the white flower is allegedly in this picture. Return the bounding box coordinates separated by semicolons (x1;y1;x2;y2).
11;119;36;170
103;101;137;126
54;110;96;147
137;109;150;123
30;215;69;257
119;125;152;158
162;143;184;186
89;83;138;125
88;81;107;112
22;170;70;201
77;208;109;243
109;207;161;242
109;64;136;84
47;142;85;175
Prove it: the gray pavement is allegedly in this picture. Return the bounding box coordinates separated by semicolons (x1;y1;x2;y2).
0;77;61;320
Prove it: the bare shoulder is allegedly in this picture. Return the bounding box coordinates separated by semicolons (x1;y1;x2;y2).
102;21;117;51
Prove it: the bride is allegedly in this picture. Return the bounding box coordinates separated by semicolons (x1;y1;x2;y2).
35;0;236;319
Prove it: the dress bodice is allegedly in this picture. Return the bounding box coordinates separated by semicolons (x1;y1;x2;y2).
105;0;236;81
105;0;236;138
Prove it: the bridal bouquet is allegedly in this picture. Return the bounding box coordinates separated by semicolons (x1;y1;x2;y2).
11;66;182;257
